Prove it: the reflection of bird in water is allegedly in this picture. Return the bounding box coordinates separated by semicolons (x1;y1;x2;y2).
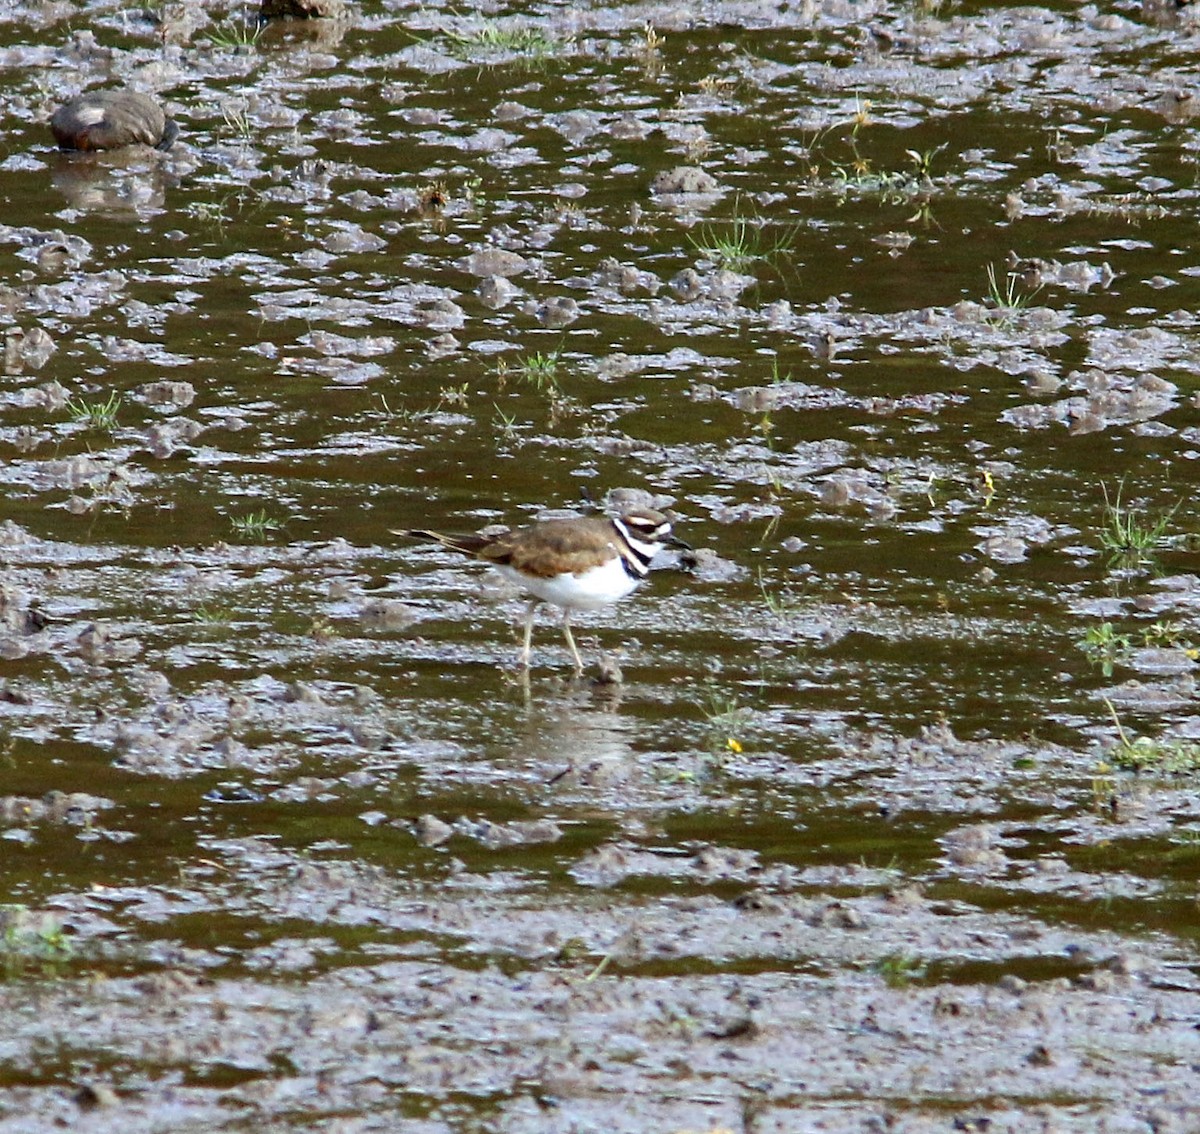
527;688;641;790
50;91;178;152
50;156;170;216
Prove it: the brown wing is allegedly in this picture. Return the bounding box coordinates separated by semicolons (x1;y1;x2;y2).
492;518;615;579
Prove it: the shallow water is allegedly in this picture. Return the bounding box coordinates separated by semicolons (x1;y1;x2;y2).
2;0;1200;1130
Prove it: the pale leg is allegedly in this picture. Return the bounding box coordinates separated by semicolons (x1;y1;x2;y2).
519;599;539;668
561;610;585;675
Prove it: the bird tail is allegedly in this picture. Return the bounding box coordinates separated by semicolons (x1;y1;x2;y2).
392;529;492;557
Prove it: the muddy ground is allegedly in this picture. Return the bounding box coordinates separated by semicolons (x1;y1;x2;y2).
2;0;1200;1129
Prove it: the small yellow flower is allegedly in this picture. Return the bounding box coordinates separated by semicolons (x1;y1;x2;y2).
726;737;743;754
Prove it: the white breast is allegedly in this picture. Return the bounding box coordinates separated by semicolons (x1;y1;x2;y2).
498;555;641;610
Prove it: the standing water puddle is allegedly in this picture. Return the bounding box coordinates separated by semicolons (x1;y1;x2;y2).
1;0;1200;1130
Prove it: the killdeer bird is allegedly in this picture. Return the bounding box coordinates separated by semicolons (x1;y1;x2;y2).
395;508;688;674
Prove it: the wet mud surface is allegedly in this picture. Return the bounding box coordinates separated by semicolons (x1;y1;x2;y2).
3;0;1200;1129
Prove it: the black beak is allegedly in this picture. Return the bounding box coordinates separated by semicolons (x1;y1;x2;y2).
666;533;692;551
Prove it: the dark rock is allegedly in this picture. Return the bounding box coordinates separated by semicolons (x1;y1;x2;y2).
51;91;178;153
261;0;345;17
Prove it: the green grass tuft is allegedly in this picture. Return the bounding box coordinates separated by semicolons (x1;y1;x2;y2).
689;208;797;272
1099;480;1181;562
1080;622;1133;677
983;263;1042;324
1103;697;1200;773
66;391;121;431
442;22;567;60
230;509;283;541
208;18;263;49
1;905;73;977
